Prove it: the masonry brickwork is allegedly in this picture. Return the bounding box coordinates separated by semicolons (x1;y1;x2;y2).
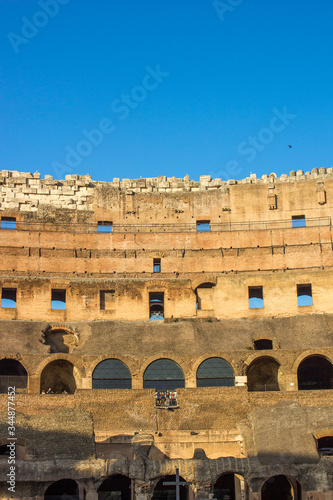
0;170;332;500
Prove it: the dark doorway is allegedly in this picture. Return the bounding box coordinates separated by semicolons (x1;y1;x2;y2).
297;355;333;390
152;475;188;500
44;479;83;499
0;359;27;393
40;359;76;393
254;339;273;350
317;436;333;456
247;357;280;392
98;474;131;500
261;475;296;500
213;473;238;500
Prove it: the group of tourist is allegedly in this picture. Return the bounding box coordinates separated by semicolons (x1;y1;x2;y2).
41;388;69;395
155;390;177;406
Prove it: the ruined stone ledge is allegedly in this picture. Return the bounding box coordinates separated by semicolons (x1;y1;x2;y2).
0;168;332;197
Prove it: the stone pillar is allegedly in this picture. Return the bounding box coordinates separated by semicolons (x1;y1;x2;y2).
84;480;98;500
29;375;40;393
235;474;246;500
81;377;92;389
248;494;260;500
192;481;211;500
284;372;297;391
78;482;89;500
134;480;151;500
131;375;142;389
235;376;247;387
306;493;333;500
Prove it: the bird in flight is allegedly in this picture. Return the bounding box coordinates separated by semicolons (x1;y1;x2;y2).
288;145;292;148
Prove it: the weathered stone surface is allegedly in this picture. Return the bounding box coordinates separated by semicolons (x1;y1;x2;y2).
0;170;332;499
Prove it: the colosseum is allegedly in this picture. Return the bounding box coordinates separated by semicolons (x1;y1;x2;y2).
0;168;332;500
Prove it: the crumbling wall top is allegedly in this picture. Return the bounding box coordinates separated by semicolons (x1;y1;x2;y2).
0;168;332;212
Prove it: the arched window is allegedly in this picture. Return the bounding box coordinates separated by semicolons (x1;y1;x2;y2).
98;475;131;500
195;282;215;310
247;357;280;392
196;358;235;387
214;473;245;500
40;360;76;394
92;359;131;389
317;436;333;456
261;475;301;500
254;339;273;350
143;359;185;391
297;355;333;390
0;359;27;393
0;440;30;460
44;479;84;499
152;475;189;500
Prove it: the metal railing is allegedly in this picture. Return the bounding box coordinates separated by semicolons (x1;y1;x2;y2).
0;217;331;234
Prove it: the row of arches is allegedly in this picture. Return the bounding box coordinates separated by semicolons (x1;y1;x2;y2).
43;473;303;500
0;355;332;393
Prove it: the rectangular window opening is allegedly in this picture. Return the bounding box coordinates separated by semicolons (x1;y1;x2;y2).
100;290;115;310
149;292;164;321
51;289;66;310
1;288;17;308
254;339;273;350
1;217;16;230
297;283;313;306
153;258;161;273
292;215;305;228
196;220;211;232
98;221;113;233
248;286;264;309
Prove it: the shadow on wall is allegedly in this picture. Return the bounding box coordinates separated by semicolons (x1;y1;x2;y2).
95;435;168;460
0;408;95;462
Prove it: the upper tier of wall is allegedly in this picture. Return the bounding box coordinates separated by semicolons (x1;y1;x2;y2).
0;167;332;212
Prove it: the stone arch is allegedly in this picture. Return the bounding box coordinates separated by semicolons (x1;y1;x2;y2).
140;354;188;387
40;359;79;394
92;358;132;389
36;354;85;389
313;428;333;440
0;358;28;393
253;338;273;350
213;472;247;500
247;356;281;392
291;350;333;375
194;282;216;311
151;474;190;500
146;280;169;288
44;479;86;499
0;437;36;460
87;354;135;379
261;475;301;500
297;354;333;390
191;276;217;290
196;357;235;387
143;358;185;391
192;353;238;376
315;434;333;456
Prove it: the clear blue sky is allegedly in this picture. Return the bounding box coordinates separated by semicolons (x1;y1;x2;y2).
1;0;332;182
